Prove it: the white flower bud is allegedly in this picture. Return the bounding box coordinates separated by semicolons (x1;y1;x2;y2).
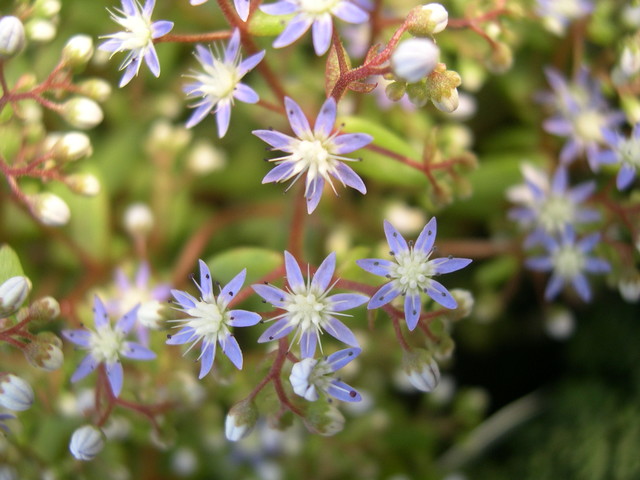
304;404;345;436
27;192;71;226
34;0;62;17
432;86;459;113
0;373;34;411
25;19;56;43
61;97;103;129
544;306;575;340
407;3;448;37
123;203;154;237
25;339;64;371
0;16;26;59
443;289;474;322
402;349;441;392
69;425;105;461
62;34;94;68
52;131;93;162
224;400;258;442
618;272;640;303
29;296;60;320
186;141;227;174
0;276;31;317
392;38;440;83
65;173;101;196
621;44;640;77
77;78;112;102
290;357;319;401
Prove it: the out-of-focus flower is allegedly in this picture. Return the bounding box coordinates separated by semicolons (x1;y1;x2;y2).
0;413;15;433
62;34;94;67
290;347;362;402
406;3;448;37
123;202;154;237
535;0;593;36
525;227;610;302
253;97;372;214
69;425;105;461
402;349;440;392
357;218;472;330
261;0;369;55
391;38;439;83
598;123;640;190
62;296;156;397
0;276;31;317
183;29;264;138
0;373;34;411
0;16;26;59
167;260;261;378
26;192;71;226
252;251;367;358
99;0;174;87
225;399;258;441
61;97;104;129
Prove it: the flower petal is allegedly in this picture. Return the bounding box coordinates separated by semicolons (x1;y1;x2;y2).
171;289;198;309
219;269;247;308
198;341;216;378
93;296;109;328
415;217;437;253
327;293;369;311
544;274;564;301
305;176;325;214
572;274;591;302
332;162;366;194
197;259;214;300
116;304;139;334
383;220;409;254
166;326;196;345
284;251;305;290
331;1;369;23
228;309;261;327
311;252;336;292
314;97;336;138
215;101;232;138
253;129;296;150
70;354;99;383
260;0;297;15
233;83;260;104
234;0;251;21
238;50;265;77
220;334;243;369
284;96;312;138
326;347;361;371
273;15;312;49
355;258;393;277
251;284;288;307
151;20;174;38
106;361;124;397
225;29;241;64
299;330;318;358
425;280;457;309
324;317;359;347
429;257;472;274
185;101;214;129
62;329;91;347
311;14;333;55
404;293;422;331
121;342;156;360
257;319;294;342
368;282;401;309
327;380;361;402
332;133;373;154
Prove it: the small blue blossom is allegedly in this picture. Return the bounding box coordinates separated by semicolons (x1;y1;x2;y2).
0;413;15;433
189;0;251;21
525;227;610;302
167;260;261;378
260;0;369;56
507;164;600;247
252;251;368;358
356;218;472;331
289;347;362;402
535;0;593;36
99;0;174;87
597;123;640;190
183;29;265;138
62;296;156;397
253;96;372;214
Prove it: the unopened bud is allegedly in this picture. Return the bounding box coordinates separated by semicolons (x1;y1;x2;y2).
402;349;440;392
69;425;105;461
34;0;62;17
544;306;575;340
52;131;93;162
62;35;94;68
29;296;60;320
443;289;474;322
76;78;112;102
25;19;56;43
65;173;100;196
384;81;407;102
61;97;103;129
303;403;345;436
621;43;640;77
618;272;640;303
0;276;31;317
406;82;429;107
392;38;440;83
27;192;71;226
486;42;513;74
426;65;461;113
406;3;448;37
24;339;64;371
224;399;258;441
0;16;26;60
186;141;227;175
0;373;34;411
123;203;154;237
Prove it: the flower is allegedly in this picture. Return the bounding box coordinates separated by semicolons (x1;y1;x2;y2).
189;0;251;21
260;0;369;56
0;276;31;317
69;425;105;461
183;29;265;137
166;260;261;378
0;373;34;411
356;218;472;331
391;38;439;83
507;164;600;247
598;123;640;190
253;96;372;214
252;251;367;358
535;0;593;36
525;227;610;302
62;296;156;397
0;413;15;433
99;0;174;87
289;347;362;401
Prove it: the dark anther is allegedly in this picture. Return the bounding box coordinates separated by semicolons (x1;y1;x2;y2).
412;310;417;315
206;273;210;279
349;391;357;398
167;334;172;339
448;254;452;259
230;316;235;320
228;291;234;296
348;351;353;356
289;110;294;115
441;292;446;296
409;240;414;247
393;232;397;237
269;336;274;340
374;261;379;265
262;300;267;303
389;251;395;256
428;230;432;235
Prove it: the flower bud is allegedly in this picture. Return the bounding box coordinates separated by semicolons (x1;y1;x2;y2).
618;271;640;303
76;78;112;102
123;203;154;237
26;192;71;226
621;43;640;77
402;349;440;392
486;42;513;74
25;19;56;43
544;306;575;340
392;38;440;83
65;173;101;197
224;399;258;441
34;0;62;17
51;131;93;162
406;3;448;37
303;403;345;436
0;373;34;411
186;141;227;175
69;425;105;461
62;34;94;68
61;97;103;129
24;339;64;371
443;289;474;322
406;82;429;107
384;81;407;102
0;16;26;60
425;65;461;113
0;276;31;317
29;296;60;320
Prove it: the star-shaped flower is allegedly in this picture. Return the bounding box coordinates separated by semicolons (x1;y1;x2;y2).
167;260;261;378
261;0;369;55
290;347;362;402
62;296;156;397
252;251;368;358
183;29;265;137
356;218;472;331
99;0;174;87
598;123;640;190
253;96;372;214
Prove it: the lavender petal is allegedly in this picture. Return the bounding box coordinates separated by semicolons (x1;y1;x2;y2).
220;334;243;369
314;97;336;138
273;15;313;49
284;251;305;290
355;258;393;277
311;14;333;55
368;282;401;309
325;317;359;347
326;347;361;371
404;293;422;331
332;133;373;154
62;329;91;347
215;101;232;138
106;361;124;397
228;309;261;327
327;380;361;402
311;252;336;292
284;96;312;138
425;280;457;309
383;220;409;254
415;217;437;253
70;354;99;383
251;284;288;307
332;162;366;194
121;342;156;360
220;269;247;307
198;341;216;378
258;319;295;343
299;330;318;358
327;293;369;311
253;129;296;150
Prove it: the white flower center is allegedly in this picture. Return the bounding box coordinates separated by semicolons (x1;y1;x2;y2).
286;291;330;331
299;0;340;16
89;326;124;364
308;358;333;389
390;249;434;294
199;60;239;100
552;246;585;279
618;136;640;168
293;139;334;179
574;110;605;142
115;12;152;51
539;195;574;233
186;301;229;342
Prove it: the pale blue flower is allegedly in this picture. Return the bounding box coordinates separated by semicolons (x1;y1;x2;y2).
253;96;372;214
597;123;640;190
99;0;174;87
536;0;593;35
62;296;156;397
183;29;265;137
252;251;367;358
290;347;362;402
260;0;369;55
356;218;472;331
167;260;261;378
189;0;251;21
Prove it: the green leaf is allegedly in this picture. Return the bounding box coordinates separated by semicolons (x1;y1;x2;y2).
247;11;293;36
206;247;282;284
0;244;25;282
339;116;427;187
